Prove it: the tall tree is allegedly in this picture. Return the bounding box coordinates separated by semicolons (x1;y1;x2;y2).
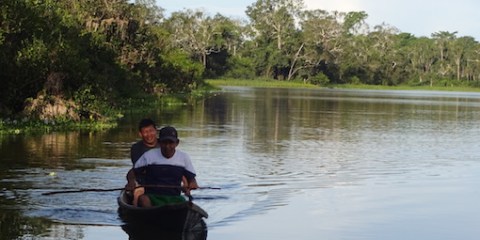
450;36;477;81
361;23;399;85
299;10;368;83
246;0;304;79
165;10;223;68
431;31;457;79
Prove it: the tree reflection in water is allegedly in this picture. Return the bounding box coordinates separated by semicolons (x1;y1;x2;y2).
0;209;53;240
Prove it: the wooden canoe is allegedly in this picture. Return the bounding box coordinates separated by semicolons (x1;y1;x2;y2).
117;190;208;232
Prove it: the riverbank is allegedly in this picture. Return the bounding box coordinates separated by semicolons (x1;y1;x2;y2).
206;79;320;89
3;79;479;135
206;79;480;92
0;86;216;135
0;119;119;135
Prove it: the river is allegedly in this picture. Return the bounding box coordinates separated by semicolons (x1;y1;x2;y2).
1;87;480;240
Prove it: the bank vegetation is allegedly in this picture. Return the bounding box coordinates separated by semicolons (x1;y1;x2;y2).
2;0;480;133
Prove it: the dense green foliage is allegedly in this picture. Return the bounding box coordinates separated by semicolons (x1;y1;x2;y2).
0;0;203;123
2;0;480;127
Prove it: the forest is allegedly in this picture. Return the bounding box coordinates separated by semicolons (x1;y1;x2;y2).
1;0;480;124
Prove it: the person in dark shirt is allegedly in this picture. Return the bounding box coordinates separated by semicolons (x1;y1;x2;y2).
125;118;160;206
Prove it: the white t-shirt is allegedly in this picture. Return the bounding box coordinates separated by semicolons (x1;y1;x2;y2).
134;148;196;175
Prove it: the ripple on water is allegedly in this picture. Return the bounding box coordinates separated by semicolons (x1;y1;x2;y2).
28;206;121;226
23;189;123;225
198;162;318;228
2;159;131;226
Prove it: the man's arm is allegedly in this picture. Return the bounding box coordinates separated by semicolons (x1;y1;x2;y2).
188;178;199;189
183;172;199;195
125;168;136;191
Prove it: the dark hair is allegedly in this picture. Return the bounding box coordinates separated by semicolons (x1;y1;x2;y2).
138;118;156;131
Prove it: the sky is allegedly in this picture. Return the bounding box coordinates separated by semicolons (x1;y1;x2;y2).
155;0;480;41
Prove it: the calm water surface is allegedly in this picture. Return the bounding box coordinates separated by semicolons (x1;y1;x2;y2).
1;87;480;240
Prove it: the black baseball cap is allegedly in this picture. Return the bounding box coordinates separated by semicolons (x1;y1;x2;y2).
158;126;179;142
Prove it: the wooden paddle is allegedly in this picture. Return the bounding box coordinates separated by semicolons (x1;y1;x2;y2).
41;185;221;195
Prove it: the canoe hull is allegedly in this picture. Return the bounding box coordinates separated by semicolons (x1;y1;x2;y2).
117;190;208;232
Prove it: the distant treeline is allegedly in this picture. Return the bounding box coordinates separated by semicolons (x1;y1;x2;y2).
1;0;479;121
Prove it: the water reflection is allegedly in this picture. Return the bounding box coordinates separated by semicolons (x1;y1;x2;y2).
184;87;480;229
0;209;52;240
2;88;480;239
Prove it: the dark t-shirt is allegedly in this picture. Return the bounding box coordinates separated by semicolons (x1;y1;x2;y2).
142;165;195;195
130;140;159;184
134;149;196;196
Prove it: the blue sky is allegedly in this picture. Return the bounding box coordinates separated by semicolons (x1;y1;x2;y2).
155;0;480;41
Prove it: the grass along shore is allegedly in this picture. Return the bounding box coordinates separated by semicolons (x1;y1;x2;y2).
206;79;480;92
206;79;320;89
